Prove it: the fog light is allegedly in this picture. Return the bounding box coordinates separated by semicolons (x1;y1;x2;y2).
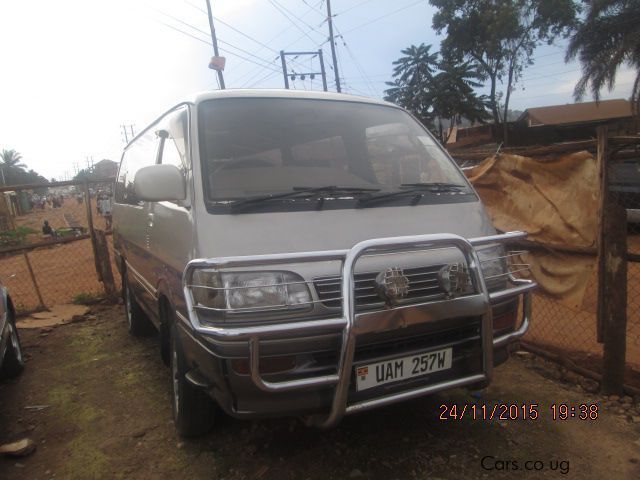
232;356;297;375
438;263;473;297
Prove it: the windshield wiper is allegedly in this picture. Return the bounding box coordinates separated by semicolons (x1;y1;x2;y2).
229;186;380;213
358;182;469;208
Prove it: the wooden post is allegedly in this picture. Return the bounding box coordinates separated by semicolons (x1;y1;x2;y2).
82;181;102;282
601;202;628;395
94;229;116;298
23;251;45;310
596;127;608;342
596;126;629;395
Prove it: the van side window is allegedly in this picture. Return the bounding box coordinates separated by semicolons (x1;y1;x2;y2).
159;107;189;174
160;139;186;174
115;130;159;205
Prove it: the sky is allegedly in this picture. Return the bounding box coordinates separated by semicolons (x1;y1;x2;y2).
0;0;635;180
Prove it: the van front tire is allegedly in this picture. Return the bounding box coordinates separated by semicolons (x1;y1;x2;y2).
1;310;25;379
170;322;215;437
123;276;153;337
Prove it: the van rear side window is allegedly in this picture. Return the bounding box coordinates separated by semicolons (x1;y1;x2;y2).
115;130;159;206
116;106;189;206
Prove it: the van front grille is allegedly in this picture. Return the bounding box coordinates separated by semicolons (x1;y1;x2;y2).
314;265;447;312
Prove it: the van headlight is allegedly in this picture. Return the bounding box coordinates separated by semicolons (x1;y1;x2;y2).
190;269;312;313
476;245;508;291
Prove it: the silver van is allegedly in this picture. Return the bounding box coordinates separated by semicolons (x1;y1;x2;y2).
113;89;536;436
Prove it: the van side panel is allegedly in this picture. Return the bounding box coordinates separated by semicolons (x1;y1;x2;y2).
113;129;162;322
148;200;193;314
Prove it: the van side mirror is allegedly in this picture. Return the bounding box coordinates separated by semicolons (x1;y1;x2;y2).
134;164;186;202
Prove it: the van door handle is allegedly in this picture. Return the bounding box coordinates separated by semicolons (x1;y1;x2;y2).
147;213;154;228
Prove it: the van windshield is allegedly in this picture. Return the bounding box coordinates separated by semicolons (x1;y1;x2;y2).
199;98;473;210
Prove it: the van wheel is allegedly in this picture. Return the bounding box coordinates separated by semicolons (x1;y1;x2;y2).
123;276;153;337
1;310;25;379
170;322;215;437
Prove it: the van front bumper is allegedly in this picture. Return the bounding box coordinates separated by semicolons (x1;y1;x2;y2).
178;232;536;426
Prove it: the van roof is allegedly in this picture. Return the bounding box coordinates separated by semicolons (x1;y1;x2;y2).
189;88;395;108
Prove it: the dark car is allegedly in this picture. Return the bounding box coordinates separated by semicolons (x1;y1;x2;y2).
609;157;640;223
0;280;24;380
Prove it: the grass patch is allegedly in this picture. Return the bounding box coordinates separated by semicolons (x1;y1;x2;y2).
72;291;103;305
0;226;37;246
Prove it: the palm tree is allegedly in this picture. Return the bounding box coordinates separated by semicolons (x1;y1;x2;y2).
384;44;442;129
0;149;26;170
431;58;489;141
391;44;440;88
385;45;490;141
0;149;27;186
566;0;640;112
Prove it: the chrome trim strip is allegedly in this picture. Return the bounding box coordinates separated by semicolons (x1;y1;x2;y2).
125;261;158;299
187;279;312;291
178;314;346;341
345;374;486;415
488;281;536;303
192;297;338;313
468;231;527;247
175;311;220;356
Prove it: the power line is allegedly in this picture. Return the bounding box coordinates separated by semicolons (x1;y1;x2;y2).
342;0;425;34
267;0;324;45
509;80;634;104
302;0;326;14
181;0;312;79
232;0;328;85
335;0;374;16
183;0;278;55
270;0;324;35
156;10;281;73
333;23;375;96
155;20;281;75
246;69;282;89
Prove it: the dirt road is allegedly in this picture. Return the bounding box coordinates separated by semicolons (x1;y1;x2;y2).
1;306;639;479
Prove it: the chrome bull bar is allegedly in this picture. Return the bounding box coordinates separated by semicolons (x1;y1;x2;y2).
181;231;536;428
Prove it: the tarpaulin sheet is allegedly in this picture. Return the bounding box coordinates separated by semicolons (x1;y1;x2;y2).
465;152;599;309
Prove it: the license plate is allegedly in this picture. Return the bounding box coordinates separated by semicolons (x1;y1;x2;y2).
355;348;452;391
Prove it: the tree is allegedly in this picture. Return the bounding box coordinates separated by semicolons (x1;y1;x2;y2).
429;0;578;141
0;149;26;170
384;43;489;142
430;57;491;141
566;0;640;113
0;148;48;186
384;44;441;128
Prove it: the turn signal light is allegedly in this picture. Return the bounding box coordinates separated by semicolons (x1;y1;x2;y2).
493;310;517;332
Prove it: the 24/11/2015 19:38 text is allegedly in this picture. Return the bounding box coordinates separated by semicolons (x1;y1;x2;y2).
439;403;599;421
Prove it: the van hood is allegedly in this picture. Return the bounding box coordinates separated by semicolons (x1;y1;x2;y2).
195;201;496;258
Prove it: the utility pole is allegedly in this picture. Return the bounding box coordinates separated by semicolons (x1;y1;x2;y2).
121;124;136;144
204;0;225;89
279;50;328;91
280;51;289;89
325;0;341;93
121;125;130;144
